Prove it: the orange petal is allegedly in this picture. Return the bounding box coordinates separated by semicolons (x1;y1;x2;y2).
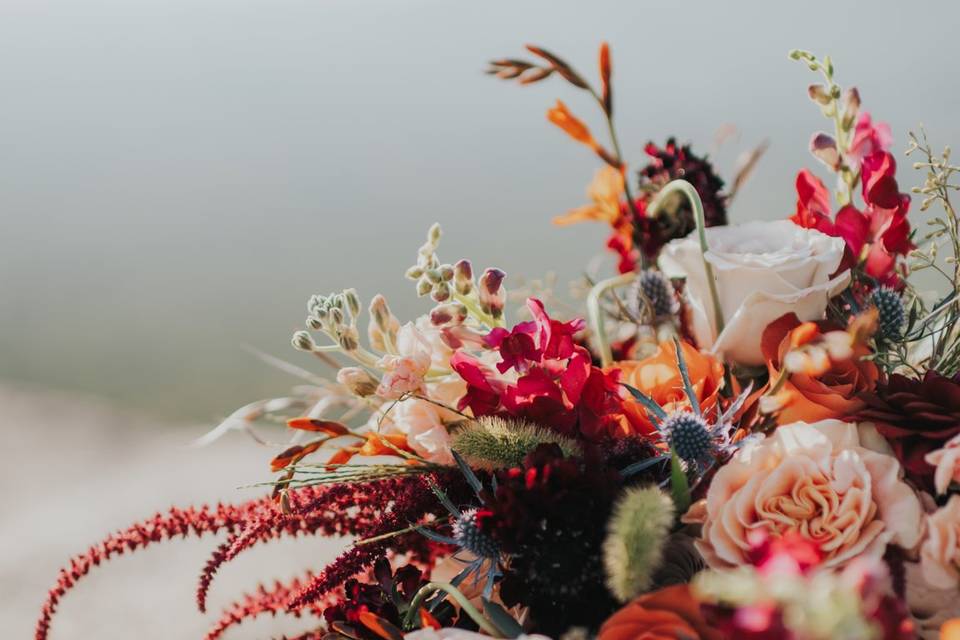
547;100;596;147
286;417;351;436
790;322;821;349
553;204;607;226
358;612;404;640
419;607;442;630
269;440;323;472
941;619;960;640
325;448;354;470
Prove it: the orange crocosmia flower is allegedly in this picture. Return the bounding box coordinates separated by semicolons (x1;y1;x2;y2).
611;340;725;436
325;432;420;470
598;584;723;640
547;100;597;148
553;166;625;227
762;312;879;425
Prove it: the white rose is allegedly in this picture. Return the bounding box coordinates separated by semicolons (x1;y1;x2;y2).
660;220;850;365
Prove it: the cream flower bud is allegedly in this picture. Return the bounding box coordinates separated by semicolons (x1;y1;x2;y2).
478;268;506;318
336;367;379;397
428;222;441;246
343;288;361;318
416;277;433;297
454;259;473;295
431;303;468;327
431;282;451;302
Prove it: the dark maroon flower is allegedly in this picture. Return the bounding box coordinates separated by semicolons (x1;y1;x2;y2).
632;138;728;259
323;557;460;640
860;371;960;492
477;444;624;635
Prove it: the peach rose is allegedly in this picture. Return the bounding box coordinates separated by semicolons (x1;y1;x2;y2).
598;584;723;640
920;495;960;590
613;340;725;435
684;419;923;570
761;313;879;425
925;434;960;496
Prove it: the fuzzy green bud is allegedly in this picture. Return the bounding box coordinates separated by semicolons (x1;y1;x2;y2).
337;326;359;352
603;486;675;602
438;264;454;282
292;330;315;352
405;266;424;280
306;316;324;331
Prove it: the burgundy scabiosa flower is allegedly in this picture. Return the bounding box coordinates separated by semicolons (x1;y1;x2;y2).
860;371;960;492
631;138;728;260
477;444;624;636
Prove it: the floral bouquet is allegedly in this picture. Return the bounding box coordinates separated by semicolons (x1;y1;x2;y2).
36;43;960;640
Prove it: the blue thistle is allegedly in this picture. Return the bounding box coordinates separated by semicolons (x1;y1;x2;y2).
662;411;712;463
870;287;905;340
630;270;679;321
453;508;499;559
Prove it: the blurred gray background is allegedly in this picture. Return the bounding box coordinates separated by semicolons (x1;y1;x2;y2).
1;0;958;637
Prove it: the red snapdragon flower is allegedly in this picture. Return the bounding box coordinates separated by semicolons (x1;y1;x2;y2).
790;148;912;287
451;298;642;440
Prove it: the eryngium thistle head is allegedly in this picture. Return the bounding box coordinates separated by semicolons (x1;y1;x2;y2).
870;286;905;340
453;508;500;559
662;411;712;462
629;269;679;321
451;416;582;470
603;485;675;601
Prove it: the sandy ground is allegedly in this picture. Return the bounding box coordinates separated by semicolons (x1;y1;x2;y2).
0;384;348;639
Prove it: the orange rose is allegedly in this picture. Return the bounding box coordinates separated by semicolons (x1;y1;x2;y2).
612;341;725;435
762;313;879;425
598;584;723;640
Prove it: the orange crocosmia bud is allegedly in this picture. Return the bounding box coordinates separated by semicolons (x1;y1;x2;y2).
599;42;612;111
547;100;596;148
286;417;351;436
270;441;323;472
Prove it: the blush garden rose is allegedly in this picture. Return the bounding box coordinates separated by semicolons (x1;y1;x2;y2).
660;220;850;366
683;419;923;570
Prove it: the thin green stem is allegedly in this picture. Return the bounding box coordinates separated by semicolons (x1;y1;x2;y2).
403;582;503;637
647;180;725;340
453;291;504;329
587;271;637;367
